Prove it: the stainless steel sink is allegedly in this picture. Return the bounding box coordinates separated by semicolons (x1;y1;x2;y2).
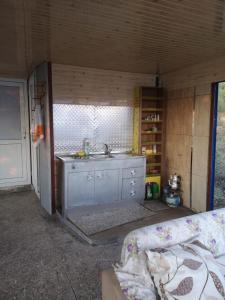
59;155;93;160
60;154;115;160
113;154;130;158
89;154;115;159
58;153;133;161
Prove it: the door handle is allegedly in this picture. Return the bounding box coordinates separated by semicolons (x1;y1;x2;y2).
23;129;26;139
87;175;93;181
130;190;136;197
130;170;136;176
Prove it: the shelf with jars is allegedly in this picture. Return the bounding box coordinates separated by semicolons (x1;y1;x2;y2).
133;86;165;194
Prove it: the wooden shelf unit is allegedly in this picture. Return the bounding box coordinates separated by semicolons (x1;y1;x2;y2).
133;86;165;189
146;153;162;156
141;141;162;146
142;108;163;112
141;131;162;135
142;120;162;123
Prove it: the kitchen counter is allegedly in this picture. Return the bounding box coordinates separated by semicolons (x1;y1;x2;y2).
57;153;146;216
57;153;145;163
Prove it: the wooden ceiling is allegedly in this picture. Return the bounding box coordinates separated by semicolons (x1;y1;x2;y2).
1;0;225;77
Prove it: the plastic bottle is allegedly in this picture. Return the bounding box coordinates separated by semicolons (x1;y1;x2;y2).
83;138;90;155
145;182;153;200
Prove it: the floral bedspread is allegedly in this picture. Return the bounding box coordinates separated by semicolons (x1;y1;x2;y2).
115;208;225;300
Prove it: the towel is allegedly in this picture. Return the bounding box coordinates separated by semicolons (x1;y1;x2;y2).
31;103;44;146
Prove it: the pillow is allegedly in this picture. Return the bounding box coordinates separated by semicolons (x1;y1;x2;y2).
146;240;225;300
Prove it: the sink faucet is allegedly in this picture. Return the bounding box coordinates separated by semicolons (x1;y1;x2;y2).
104;144;112;155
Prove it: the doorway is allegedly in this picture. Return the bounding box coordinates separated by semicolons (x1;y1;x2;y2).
0;79;30;188
209;82;225;209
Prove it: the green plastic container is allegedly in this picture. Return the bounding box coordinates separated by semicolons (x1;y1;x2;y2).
152;182;160;200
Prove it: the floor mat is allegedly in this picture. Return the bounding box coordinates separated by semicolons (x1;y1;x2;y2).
144;200;170;212
66;201;156;236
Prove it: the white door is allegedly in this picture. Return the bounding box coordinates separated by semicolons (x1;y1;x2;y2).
0;79;30;188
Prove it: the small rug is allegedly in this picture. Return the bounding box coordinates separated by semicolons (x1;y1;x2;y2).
144;200;170;212
66;201;156;236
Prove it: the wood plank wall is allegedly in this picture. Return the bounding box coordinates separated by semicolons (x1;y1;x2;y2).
165;88;194;208
163;55;225;212
51;64;155;105
51;63;155;207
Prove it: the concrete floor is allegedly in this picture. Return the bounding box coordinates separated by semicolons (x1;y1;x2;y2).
0;191;193;299
0;191;121;299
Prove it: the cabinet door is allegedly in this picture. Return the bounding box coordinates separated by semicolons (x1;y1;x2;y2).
95;169;120;203
67;171;94;208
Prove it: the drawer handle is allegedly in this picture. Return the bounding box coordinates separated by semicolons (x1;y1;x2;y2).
130;170;136;176
130;180;136;186
130;190;136;197
87;175;93;181
71;164;76;170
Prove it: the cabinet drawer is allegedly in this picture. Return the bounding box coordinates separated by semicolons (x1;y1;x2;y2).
122;177;145;201
122;167;144;179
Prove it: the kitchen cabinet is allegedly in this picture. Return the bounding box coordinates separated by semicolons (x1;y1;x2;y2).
67;169;120;207
122;177;144;201
68;171;94;207
94;169;120;203
57;154;146;216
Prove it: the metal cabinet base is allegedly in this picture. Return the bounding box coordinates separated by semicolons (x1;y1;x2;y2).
57;155;146;216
